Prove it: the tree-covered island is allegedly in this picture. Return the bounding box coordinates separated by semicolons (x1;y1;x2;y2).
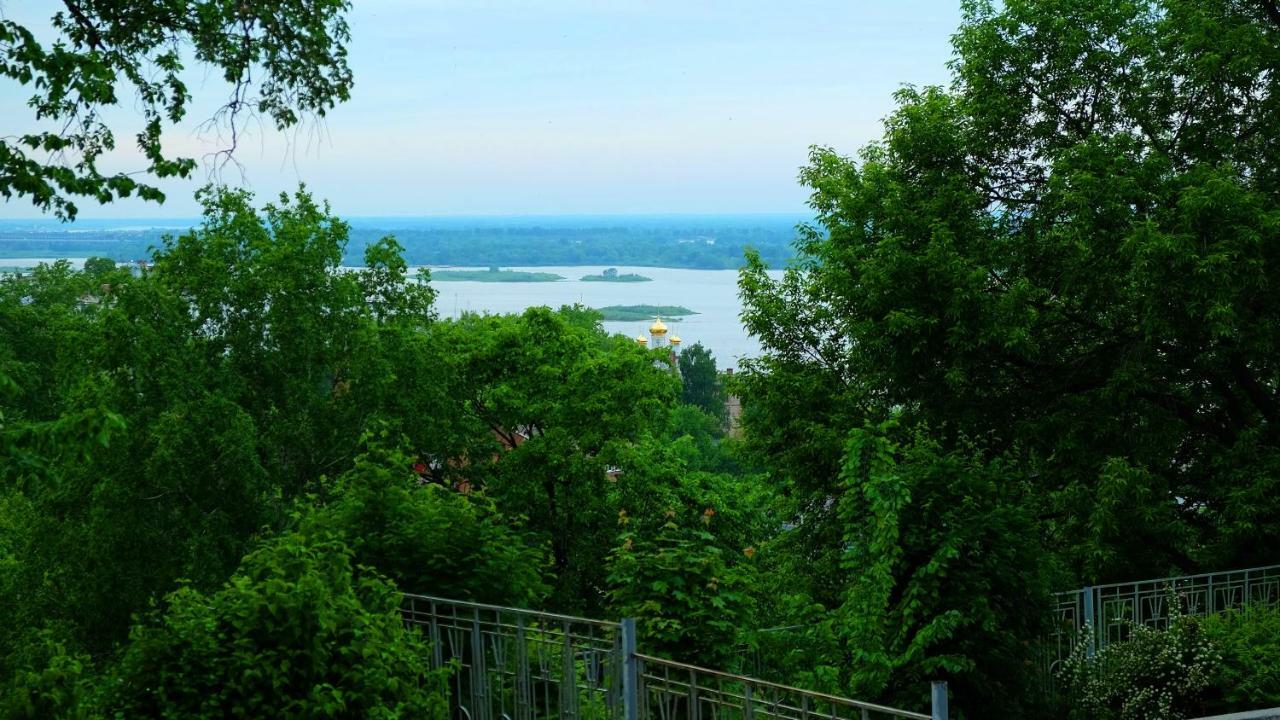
594;305;697;321
580;268;652;282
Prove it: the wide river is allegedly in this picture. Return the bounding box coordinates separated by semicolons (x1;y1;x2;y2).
4;258;777;368
424;265;782;367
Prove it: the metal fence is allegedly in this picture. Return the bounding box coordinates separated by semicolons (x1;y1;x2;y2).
402;593;626;720
636;653;935;720
1044;563;1280;676
402;593;946;720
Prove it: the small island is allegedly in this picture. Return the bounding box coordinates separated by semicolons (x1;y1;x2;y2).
580;267;651;282
421;266;564;282
594;304;697;322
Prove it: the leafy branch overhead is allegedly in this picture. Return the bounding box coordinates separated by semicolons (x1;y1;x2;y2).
0;0;354;219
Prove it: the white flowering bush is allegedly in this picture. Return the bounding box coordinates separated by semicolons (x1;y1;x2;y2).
1060;598;1219;720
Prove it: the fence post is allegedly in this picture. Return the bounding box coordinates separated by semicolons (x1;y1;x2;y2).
621;618;639;720
930;681;948;720
1082;586;1096;657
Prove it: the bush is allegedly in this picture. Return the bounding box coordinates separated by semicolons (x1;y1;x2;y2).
1061;601;1217;720
1200;604;1280;712
0;630;97;720
300;441;549;606
606;514;755;669
107;534;450;719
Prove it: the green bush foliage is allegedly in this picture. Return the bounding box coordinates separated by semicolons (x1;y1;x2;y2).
1200;605;1280;712
607;513;755;669
108;535;449;719
0;631;97;720
300;437;549;606
834;424;1056;715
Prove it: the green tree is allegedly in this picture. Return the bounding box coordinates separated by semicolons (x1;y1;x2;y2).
0;1;353;219
0;186;441;661
678;342;727;423
0;630;97;720
80;257;114;277
834;424;1054;715
107;535;449;719
299;435;549;605
433;306;679;612
737;0;1280;709
1200;605;1280;713
740;0;1280;595
607;514;756;669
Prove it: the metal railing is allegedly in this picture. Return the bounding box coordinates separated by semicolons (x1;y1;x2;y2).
1044;563;1280;677
635;653;935;720
402;593;626;720
402;594;946;720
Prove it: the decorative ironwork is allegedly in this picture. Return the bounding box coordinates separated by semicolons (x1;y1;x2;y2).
635;653;932;720
1042;563;1280;685
402;593;625;720
402;594;942;720
1092;564;1280;643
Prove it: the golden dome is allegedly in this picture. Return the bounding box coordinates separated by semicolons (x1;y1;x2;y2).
635;335;648;345
670;335;682;345
649;317;668;335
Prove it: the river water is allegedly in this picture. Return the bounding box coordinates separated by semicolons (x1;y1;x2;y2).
3;257;775;367
424;265;780;367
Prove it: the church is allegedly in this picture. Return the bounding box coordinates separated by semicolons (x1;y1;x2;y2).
634;316;681;361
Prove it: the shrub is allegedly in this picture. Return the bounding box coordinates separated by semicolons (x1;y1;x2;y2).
0;630;97;720
300;441;549;606
606;514;755;669
107;534;450;719
1060;600;1217;720
1200;604;1280;712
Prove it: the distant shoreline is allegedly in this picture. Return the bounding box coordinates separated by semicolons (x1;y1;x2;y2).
0;215;799;270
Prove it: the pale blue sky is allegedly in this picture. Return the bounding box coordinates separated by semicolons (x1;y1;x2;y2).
0;1;962;218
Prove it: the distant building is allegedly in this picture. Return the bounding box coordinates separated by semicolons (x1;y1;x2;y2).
723;368;743;438
635;316;682;367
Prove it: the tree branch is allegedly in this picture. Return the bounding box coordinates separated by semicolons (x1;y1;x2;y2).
60;0;103;51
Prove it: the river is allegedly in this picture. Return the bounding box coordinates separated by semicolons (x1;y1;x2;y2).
2;257;777;367
424;265;781;367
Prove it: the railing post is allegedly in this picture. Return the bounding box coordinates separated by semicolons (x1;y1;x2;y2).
1082;586;1097;657
621;618;639;720
930;681;948;720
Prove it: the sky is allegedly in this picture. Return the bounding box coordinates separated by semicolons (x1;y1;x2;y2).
0;1;963;219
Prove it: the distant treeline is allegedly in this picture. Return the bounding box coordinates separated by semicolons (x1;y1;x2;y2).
0;216;802;269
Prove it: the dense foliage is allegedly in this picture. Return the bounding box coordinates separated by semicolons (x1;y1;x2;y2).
735;0;1280;714
108;536;450;720
1200;605;1280;712
678;343;728;424
0;185;767;714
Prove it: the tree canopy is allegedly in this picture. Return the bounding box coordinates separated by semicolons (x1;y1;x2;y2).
737;0;1280;713
0;0;353;219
